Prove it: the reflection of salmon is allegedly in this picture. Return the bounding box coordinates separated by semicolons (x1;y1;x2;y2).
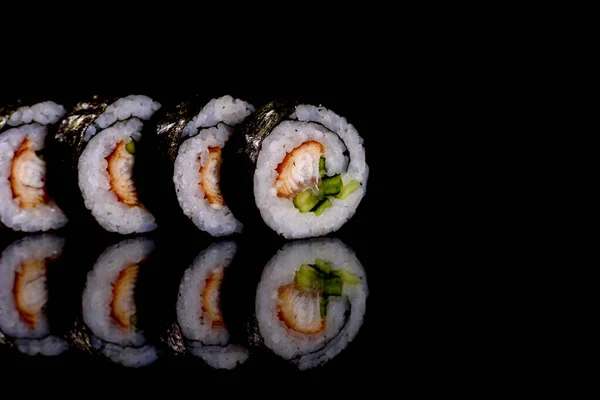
111;264;139;329
199;147;224;208
277;284;324;334
13;259;47;329
201;268;224;327
10;138;48;209
275;141;323;198
106;140;139;206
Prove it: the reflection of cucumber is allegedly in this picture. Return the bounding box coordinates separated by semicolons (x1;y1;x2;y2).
314;259;332;274
295;264;322;289
323;276;342;296
333;269;361;284
320;296;327;317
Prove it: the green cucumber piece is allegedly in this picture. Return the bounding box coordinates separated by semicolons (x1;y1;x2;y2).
319;157;326;178
313;259;332;274
35;151;44;161
323;276;343;296
293;189;321;213
320;296;327;317
320;174;342;195
295;264;322;289
333;269;361;284
126;140;136;154
313;198;332;216
336;180;360;199
130;314;137;327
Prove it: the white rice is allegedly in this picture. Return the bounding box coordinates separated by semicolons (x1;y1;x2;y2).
181;95;254;139
78;119;156;234
82;237;154;348
90;334;158;368
255;238;368;370
83;95;161;142
176;241;249;369
7;101;66;127
254;105;369;239
0;235;68;356
0;124;68;231
174;95;254;236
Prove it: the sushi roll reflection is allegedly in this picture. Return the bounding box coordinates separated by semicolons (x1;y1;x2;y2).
0;101;68;232
256;238;367;370
176;241;249;369
82;237;158;367
0;235;69;356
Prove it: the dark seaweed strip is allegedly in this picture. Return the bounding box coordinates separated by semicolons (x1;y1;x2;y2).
233;101;297;164
0;102;21;132
153;99;203;164
51;97;110;167
162;323;186;356
64;318;95;354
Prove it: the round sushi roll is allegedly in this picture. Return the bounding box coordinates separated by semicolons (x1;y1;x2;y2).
0;235;69;356
175;241;249;369
255;238;367;370
149;95;254;236
222;102;368;239
0;100;68;232
48;95;161;234
81;237;158;367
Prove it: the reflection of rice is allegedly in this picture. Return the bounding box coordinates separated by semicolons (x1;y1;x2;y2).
82;237;157;367
176;241;249;369
0;235;68;356
256;238;368;370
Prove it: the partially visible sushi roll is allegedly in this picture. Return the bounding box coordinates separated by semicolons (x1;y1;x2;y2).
152;95;254;236
255;238;367;370
222;102;368;239
48;95;161;234
0;235;69;356
0;100;68;232
175;241;249;369
81;237;158;367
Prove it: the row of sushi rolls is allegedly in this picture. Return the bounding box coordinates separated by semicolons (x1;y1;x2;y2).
0;95;368;369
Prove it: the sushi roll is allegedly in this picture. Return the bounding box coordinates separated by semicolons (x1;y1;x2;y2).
48;95;161;234
151;95;254;236
81;237;158;367
0;100;68;231
175;241;249;369
255;238;367;370
0;235;69;356
222;102;368;239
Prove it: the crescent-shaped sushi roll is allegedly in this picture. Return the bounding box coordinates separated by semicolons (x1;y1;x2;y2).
0;235;69;356
255;238;367;370
176;241;249;369
0;100;68;232
81;237;158;367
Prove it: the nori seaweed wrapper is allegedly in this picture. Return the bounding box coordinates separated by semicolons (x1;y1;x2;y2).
0;101;22;132
44;96;114;229
135;97;206;230
220;101;297;233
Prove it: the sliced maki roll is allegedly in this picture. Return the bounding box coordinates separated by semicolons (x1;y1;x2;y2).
255;238;367;370
81;237;158;367
0;235;69;356
174;241;249;369
0;100;68;232
151;95;254;236
222;102;368;239
47;95;161;234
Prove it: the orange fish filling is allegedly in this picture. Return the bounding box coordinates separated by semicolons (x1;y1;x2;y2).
201;268;225;327
111;263;139;329
13;259;47;329
277;284;324;334
106;141;139;206
275;141;324;198
10;138;48;209
199;147;225;207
